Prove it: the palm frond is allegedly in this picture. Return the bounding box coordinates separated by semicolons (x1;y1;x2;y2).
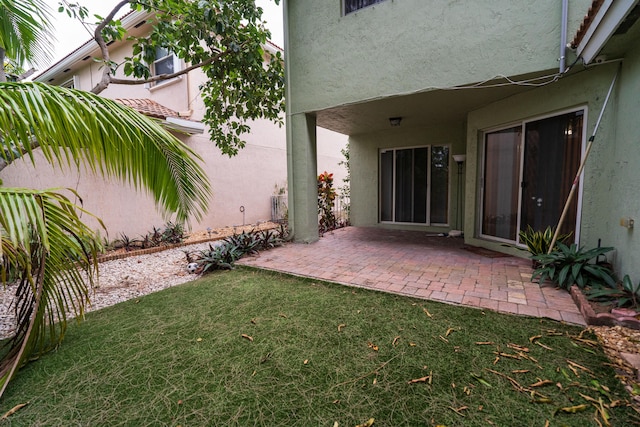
0;187;102;396
0;82;211;223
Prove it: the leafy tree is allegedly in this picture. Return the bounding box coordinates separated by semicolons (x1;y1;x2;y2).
0;0;211;398
61;0;284;156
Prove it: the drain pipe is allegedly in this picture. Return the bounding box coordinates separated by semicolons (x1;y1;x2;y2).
548;65;621;252
560;0;568;73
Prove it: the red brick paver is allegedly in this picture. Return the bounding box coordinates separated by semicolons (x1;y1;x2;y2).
238;227;585;325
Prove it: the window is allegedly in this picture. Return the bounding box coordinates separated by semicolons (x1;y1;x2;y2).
481;110;584;244
344;0;387;15
152;47;179;77
380;146;450;225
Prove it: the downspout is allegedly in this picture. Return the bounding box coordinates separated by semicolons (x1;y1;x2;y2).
560;0;569;73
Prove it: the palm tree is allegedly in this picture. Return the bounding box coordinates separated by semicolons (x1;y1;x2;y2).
0;0;211;398
0;0;53;82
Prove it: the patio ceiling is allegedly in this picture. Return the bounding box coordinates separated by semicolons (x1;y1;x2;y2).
313;70;558;135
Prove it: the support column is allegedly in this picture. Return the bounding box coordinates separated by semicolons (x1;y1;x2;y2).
287;112;318;243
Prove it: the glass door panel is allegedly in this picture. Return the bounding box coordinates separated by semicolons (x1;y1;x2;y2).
521;111;582;237
380;150;393;222
482;126;521;240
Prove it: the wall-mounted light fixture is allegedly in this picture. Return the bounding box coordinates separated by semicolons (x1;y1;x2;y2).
389;117;402;127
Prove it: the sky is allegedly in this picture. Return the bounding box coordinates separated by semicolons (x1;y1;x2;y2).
42;0;284;65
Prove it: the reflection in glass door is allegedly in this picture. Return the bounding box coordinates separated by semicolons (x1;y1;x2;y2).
481;110;583;243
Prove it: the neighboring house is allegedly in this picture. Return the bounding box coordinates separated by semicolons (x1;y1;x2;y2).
0;10;347;238
285;0;640;278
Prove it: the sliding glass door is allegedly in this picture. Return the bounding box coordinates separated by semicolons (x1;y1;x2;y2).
379;146;449;225
481;110;584;243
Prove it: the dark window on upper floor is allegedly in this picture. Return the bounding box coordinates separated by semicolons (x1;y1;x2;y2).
344;0;387;15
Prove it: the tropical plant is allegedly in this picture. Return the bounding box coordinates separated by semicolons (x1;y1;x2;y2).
318;171;337;232
0;0;53;82
585;274;640;310
518;225;572;257
191;242;242;272
532;243;616;290
0;85;210;397
113;233;142;252
161;221;185;244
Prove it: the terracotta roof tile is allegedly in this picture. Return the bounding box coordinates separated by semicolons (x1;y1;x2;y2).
571;0;606;48
115;98;182;119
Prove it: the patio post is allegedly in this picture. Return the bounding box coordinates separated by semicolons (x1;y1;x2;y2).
287;112;319;243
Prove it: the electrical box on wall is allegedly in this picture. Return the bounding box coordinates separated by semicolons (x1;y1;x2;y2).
620;217;635;229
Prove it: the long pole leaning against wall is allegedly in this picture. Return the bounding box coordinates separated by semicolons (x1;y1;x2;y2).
548;65;621;253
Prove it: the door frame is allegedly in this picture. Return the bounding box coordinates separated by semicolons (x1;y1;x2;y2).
477;106;588;246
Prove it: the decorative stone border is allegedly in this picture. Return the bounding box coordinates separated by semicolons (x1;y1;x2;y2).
570;285;640;330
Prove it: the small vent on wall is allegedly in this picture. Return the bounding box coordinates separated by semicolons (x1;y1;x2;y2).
48;78;54;82
82;55;91;61
63;68;71;73
134;20;145;28
106;40;115;46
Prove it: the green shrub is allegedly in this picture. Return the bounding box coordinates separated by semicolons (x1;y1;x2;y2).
518;225;572;257
532;243;615;290
586;274;640;309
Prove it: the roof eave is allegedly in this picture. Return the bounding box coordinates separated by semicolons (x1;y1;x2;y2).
34;10;154;83
576;0;640;64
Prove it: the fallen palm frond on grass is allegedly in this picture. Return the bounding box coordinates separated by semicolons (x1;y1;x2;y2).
0;268;637;426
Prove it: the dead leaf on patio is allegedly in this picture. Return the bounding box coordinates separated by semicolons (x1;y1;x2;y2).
250;318;257;324
392;336;400;346
241;334;254;342
567;359;594;375
355;417;375;427
367;342;379;351
409;342;417;347
338;324;346;332
507;343;529;352
196;337;203;342
535;341;554;351
1;402;29;420
554;404;588;415
512;370;530;374
493;356;500;365
449;406;468;417
304;359;309;365
529;334;542;343
372;377;377;385
408;375;431;384
439;335;449;343
445;327;458;337
279;313;288;318
475;341;494;345
529;379;554;388
423;308;433;318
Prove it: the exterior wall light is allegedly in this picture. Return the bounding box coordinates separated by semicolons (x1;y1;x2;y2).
389;117;402;126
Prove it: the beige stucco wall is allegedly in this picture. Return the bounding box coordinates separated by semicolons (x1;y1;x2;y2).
3;42;348;239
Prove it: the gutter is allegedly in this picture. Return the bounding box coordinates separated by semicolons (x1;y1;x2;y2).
560;0;568;73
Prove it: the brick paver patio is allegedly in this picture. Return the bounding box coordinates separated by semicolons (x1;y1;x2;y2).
239;227;585;325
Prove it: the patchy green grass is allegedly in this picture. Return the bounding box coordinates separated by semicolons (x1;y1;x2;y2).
1;268;637;426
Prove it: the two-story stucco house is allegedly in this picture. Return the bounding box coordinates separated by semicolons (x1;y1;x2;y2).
285;0;640;279
0;9;347;238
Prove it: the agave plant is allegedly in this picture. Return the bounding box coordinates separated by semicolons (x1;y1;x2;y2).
532;243;616;290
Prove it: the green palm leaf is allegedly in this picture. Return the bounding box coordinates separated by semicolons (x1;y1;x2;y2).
0;82;211;223
0;187;101;395
0;0;53;69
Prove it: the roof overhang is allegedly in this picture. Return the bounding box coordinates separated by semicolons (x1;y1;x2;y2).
163;117;206;135
575;0;640;64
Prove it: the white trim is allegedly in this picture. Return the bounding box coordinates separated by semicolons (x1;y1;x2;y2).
576;0;640;64
163;117;205;134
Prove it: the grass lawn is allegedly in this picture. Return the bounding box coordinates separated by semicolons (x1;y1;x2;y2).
1;268;637;426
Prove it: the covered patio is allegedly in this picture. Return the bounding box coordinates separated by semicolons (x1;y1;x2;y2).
239;227;585;325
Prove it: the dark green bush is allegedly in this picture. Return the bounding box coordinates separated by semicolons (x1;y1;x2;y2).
532;243;615;290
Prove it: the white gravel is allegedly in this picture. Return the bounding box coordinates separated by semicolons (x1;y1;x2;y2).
0;241;216;340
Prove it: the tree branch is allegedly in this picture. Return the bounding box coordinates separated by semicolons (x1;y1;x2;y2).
107;49;229;86
0;138;41;172
90;0;131;94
